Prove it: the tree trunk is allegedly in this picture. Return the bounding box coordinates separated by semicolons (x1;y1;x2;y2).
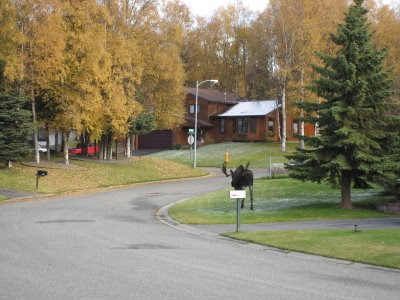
84;132;90;157
102;136;105;160
8;161;12;168
115;140;118;160
276;100;281;142
61;131;65;152
126;135;131;158
107;132;112;161
280;80;287;153
55;131;59;153
131;134;136;151
299;116;305;149
80;133;86;156
299;67;305;150
46;127;50;161
31;91;39;164
63;131;69;165
340;172;352;209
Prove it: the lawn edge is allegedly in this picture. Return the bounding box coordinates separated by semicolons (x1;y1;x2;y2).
223;231;400;270
0;169;213;206
157;199;400;273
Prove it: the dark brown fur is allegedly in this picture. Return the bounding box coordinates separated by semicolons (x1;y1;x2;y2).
222;162;254;210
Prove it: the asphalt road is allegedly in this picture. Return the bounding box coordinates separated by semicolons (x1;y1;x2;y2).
1;170;400;299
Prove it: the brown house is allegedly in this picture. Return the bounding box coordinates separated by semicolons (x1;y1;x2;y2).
210;100;316;143
138;88;238;149
137;88;315;149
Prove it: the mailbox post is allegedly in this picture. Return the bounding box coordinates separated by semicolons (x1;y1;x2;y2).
36;170;48;190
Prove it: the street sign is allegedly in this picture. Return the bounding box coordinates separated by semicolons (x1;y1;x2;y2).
230;190;246;199
187;135;194;145
188;128;195;135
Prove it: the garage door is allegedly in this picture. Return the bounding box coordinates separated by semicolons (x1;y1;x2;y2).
138;130;173;149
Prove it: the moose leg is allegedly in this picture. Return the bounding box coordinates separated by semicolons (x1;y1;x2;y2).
249;185;254;210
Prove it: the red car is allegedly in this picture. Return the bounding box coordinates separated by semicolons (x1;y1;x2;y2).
68;143;98;155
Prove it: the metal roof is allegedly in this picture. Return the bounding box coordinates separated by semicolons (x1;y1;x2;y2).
218;100;278;117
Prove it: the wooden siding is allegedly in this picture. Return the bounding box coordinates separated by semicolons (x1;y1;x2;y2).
186;94;232;123
210;111;316;143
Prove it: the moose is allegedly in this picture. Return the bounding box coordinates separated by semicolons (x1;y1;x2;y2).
221;162;254;210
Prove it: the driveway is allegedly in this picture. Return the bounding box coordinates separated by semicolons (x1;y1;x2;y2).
1;170;399;299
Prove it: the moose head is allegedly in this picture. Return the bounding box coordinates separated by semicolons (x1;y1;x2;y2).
222;162;254;210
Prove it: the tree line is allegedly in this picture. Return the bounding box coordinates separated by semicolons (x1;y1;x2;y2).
0;0;399;166
182;0;400;152
0;0;186;164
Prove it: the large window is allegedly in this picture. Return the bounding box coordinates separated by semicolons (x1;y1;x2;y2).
236;118;248;134
189;104;200;114
38;128;47;142
268;118;274;136
293;119;299;137
250;118;257;133
220;118;225;134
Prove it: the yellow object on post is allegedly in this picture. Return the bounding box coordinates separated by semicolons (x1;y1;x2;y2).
224;152;230;163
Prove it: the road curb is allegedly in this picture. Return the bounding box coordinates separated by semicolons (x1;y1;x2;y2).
155;200;400;273
0;169;216;206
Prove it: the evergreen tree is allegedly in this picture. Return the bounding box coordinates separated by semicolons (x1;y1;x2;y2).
0;61;32;167
130;112;156;137
287;0;400;208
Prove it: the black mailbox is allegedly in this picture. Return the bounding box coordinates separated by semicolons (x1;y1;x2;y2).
37;170;48;176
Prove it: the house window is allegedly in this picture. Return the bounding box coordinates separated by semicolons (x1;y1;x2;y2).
293;119;299;137
236;118;248;134
189;104;200;114
268;118;274;136
220;118;225;134
250;118;257;133
38;128;47;142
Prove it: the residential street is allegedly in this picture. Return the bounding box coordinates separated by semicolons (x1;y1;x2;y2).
1;170;399;299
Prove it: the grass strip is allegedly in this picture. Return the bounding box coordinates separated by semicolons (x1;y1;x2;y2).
0;195;9;201
225;228;400;269
150;142;298;167
0;157;207;194
169;178;394;224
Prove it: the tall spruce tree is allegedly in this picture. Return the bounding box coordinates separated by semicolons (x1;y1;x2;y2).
287;0;399;209
0;61;32;167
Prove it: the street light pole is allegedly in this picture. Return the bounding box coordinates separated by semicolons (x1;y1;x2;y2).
194;79;218;168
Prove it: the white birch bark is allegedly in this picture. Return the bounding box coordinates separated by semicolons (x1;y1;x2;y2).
126;135;131;158
63;132;69;165
280;80;287;153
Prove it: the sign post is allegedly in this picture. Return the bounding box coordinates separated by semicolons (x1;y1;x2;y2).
187;129;195;167
230;190;246;232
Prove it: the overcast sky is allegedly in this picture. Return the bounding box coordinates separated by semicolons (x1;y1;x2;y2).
180;0;396;17
180;0;267;17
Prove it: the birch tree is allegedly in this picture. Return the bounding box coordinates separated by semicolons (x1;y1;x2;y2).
14;0;65;163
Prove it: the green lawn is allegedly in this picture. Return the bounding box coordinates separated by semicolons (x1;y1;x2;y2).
0;195;9;201
0;157;207;194
149;142;298;167
225;229;400;269
169;178;394;224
